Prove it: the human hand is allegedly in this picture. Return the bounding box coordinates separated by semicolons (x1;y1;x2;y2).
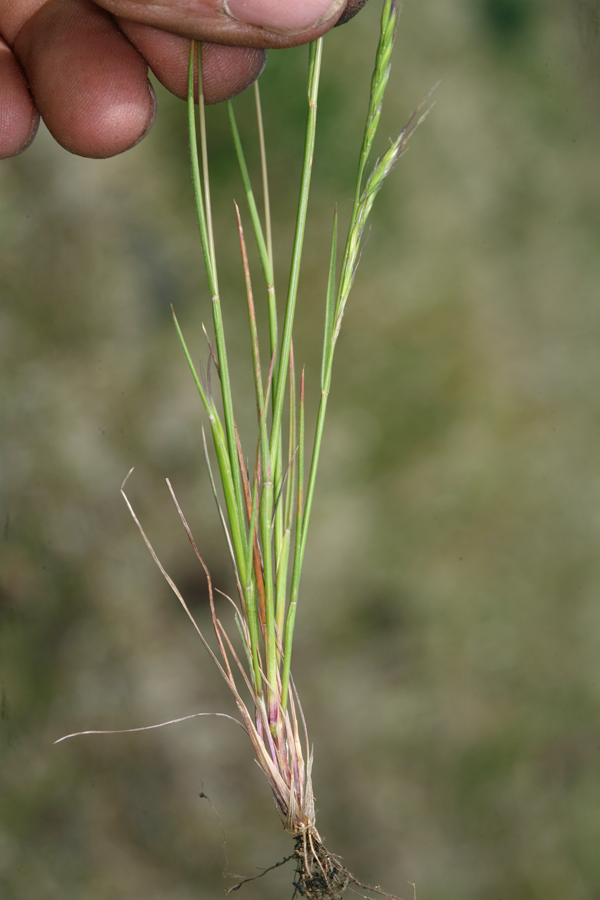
0;0;368;159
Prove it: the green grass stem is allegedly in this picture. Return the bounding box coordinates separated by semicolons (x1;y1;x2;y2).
188;43;247;561
269;39;323;464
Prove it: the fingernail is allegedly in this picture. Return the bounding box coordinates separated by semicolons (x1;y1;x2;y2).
10;113;40;158
131;80;157;149
223;0;346;35
335;0;369;27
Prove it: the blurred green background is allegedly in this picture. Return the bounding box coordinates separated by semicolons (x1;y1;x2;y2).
3;1;600;897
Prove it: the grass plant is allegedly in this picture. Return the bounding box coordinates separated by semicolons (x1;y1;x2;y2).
58;2;425;896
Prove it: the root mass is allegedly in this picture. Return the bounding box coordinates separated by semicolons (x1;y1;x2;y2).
293;832;350;900
227;827;404;900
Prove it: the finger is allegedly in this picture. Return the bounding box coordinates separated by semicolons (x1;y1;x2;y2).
0;37;39;157
117;21;266;104
98;0;348;47
14;0;156;158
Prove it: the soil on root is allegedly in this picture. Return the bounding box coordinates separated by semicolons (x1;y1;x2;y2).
227;828;405;900
293;832;350;900
292;830;405;900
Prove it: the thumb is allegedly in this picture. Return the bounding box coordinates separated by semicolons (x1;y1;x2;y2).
98;0;349;44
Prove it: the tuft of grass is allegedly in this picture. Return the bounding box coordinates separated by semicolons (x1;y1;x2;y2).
59;0;427;893
166;0;425;843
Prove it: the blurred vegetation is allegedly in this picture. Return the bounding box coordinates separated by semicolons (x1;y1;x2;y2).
3;1;600;898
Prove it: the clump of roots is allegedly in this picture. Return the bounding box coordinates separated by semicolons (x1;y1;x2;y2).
293;830;350;900
228;826;405;900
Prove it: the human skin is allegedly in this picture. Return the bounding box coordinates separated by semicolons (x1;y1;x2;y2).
0;0;369;158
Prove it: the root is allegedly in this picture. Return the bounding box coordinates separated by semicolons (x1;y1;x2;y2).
226;828;405;900
225;853;295;894
292;830;350;900
292;830;405;900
